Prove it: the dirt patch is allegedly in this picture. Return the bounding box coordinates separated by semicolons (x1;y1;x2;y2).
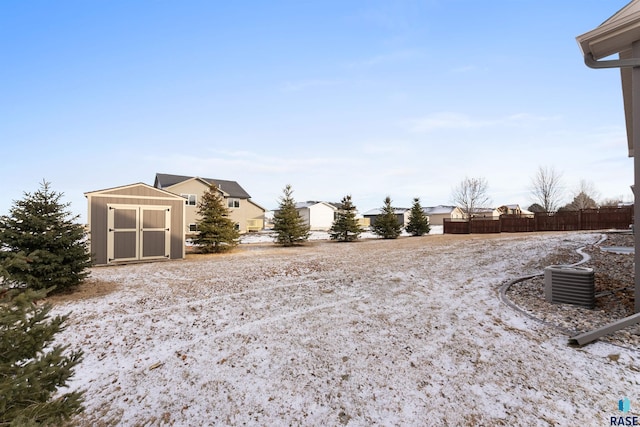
46;278;121;304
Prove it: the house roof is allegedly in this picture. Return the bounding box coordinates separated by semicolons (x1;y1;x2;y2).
472;207;498;214
363;208;409;216
422;205;458;215
154;173;252;199
577;1;640;61
295;201;337;210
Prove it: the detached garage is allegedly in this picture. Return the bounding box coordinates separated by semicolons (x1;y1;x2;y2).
85;183;186;265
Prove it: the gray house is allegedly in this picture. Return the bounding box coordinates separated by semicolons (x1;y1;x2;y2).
363;208;410;227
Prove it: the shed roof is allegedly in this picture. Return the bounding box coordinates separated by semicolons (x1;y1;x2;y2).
84;182;185;199
154;173;252;199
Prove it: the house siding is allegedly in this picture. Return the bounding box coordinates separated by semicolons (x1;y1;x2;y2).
161;179;211;234
307;205;335;230
230;199;265;232
162;179;265;234
365;213;407;227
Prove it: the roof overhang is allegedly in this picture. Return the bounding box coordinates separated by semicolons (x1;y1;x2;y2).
577;2;640;61
577;0;640;157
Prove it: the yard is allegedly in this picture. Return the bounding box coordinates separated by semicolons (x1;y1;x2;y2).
52;232;639;426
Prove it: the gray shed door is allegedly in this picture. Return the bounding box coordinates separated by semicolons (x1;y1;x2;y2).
107;204;171;263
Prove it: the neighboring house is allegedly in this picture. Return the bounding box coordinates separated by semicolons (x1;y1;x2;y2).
263;211;275;229
154;173;266;235
363;208;410;227
422;205;465;226
520;208;535;218
497;204;534;218
295;201;338;231
470;207;502;219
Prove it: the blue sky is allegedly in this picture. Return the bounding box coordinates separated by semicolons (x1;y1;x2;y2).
0;0;634;222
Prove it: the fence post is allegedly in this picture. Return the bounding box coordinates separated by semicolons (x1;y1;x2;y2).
578;209;583;230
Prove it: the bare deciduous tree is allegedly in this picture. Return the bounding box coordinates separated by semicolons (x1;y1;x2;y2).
530;166;564;212
451;177;491;219
564;180;599;210
600;196;624;207
578;180;599;205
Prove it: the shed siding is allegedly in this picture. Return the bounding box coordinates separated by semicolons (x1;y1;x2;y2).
88;190;184;265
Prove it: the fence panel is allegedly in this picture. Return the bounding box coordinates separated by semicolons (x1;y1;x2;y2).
500;215;535;232
534;211;580;231
555;211;581;231
470;218;501;233
581;207;633;230
443;219;469;234
442;207;632;234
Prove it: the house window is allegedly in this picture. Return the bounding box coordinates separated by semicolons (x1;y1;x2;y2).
181;194;197;206
228;198;240;208
189;223;198;232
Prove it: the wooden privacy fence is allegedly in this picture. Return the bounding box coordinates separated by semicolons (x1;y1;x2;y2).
443;207;633;234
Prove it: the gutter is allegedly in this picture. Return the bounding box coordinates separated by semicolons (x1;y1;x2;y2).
583;52;640;69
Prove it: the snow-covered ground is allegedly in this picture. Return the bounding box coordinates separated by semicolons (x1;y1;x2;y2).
204;225;444;245
53;232;639;425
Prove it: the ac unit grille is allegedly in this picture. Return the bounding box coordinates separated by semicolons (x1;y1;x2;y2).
544;266;595;308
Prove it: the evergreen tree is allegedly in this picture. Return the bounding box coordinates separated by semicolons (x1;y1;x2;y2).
0;288;84;425
272;185;309;246
527;203;545;213
329;195;364;242
405;197;430;236
561;191;598;211
0;180;91;293
193;185;240;253
372;196;402;239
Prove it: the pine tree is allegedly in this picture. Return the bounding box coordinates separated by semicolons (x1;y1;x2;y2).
192;185;240;253
330;195;364;242
405;197;430;236
272;185;309;246
0;180;91;293
372;196;402;239
0;287;84;425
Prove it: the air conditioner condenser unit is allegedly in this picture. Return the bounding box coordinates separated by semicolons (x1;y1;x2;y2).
544;265;595;308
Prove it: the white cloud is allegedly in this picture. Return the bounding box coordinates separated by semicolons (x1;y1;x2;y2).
406;112;561;132
406;112;494;132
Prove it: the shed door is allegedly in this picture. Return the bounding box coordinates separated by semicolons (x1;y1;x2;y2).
107;204;171;264
140;207;171;261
